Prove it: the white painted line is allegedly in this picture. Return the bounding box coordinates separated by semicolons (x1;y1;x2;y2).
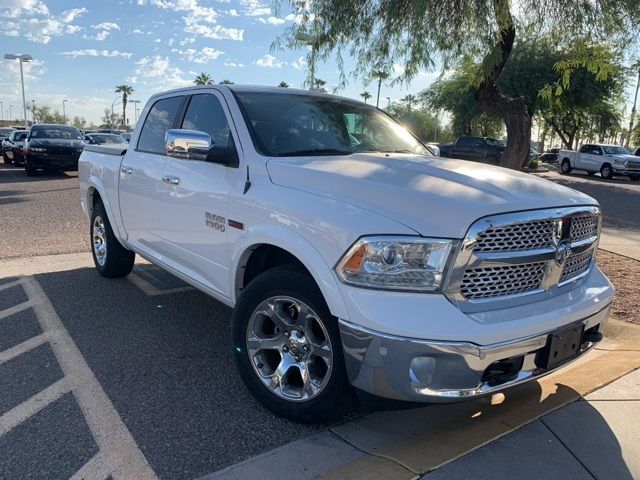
0;300;34;321
21;276;158;480
69;451;112;480
0;332;49;365
0;378;71;437
0;279;24;292
128;271;193;296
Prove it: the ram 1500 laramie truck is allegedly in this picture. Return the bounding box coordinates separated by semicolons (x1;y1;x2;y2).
560;143;640;180
79;85;614;424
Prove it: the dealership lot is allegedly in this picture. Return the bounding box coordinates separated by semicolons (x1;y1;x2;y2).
1;163;640;479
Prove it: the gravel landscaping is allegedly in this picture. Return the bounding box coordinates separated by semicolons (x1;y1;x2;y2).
597;249;640;325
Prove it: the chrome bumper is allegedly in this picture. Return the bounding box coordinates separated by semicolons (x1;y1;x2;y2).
339;303;610;402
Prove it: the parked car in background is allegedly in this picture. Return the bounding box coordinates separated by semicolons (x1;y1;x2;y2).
85;133;127;145
2;130;28;165
80;85;613;424
559;144;640;180
634;147;639;156
0;127;16;160
120;132;132;143
540;148;560;163
438;136;504;164
23;124;85;176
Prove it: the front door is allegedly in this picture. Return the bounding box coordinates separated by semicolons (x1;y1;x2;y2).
119;94;185;260
160;91;242;298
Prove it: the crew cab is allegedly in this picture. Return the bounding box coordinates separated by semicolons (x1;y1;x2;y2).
24;124;85;176
438;136;505;164
559;144;640;180
79;85;614;424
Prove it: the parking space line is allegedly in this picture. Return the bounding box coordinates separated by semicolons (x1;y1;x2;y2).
0;279;24;292
69;451;112;480
0;378;71;437
0;332;50;365
20;276;158;480
0;300;34;321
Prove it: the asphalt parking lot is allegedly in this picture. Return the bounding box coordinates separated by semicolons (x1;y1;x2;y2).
1;161;639;479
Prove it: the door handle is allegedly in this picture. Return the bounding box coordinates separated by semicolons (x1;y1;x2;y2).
162;175;180;185
120;166;133;175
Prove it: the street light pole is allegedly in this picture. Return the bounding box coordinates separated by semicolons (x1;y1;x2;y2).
0;101;3;123
4;53;32;130
386;96;391;110
63;99;68;124
9;105;13;121
31;99;36;123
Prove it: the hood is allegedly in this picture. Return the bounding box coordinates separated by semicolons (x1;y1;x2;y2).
609;154;638;162
29;138;85;149
266;153;598;238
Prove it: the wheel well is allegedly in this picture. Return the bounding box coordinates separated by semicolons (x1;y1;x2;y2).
601;162;612;169
238;244;312;294
87;187;102;213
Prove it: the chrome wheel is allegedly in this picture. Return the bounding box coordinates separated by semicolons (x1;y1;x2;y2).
92;215;107;266
246;296;333;402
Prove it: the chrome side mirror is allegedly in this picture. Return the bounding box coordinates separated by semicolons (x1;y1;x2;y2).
165;129;212;161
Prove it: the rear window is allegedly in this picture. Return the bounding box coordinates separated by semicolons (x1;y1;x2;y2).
137;96;184;155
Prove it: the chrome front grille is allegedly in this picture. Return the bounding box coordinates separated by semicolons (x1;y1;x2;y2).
560;249;593;283
461;262;546;300
570;216;598;242
627;160;640;169
474;220;555;252
446;206;601;312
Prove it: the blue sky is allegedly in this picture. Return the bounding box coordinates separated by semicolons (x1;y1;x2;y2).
0;0;440;125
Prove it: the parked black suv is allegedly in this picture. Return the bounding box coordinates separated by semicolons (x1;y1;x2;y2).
540;148;560;163
438;136;505;164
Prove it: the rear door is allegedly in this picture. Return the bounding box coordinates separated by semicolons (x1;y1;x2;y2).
118;94;186;259
452;137;477;159
159;91;242;298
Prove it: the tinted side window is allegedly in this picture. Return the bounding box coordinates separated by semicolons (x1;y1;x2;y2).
181;94;230;147
137;96;184;154
579;145;591;153
458;137;473;147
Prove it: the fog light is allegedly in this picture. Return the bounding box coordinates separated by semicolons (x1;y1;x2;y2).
409;357;436;387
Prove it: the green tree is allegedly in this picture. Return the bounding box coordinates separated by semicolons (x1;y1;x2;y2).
28;105;65;124
100;109;122;130
314;78;327;91
280;0;639;169
360;91;372;103
219;79;234;84
194;73;213;85
401;94;417;111
278;81;290;88
72;116;87;130
115;85;134;130
371;70;389;108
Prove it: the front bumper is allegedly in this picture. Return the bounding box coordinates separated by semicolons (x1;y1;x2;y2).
339;303;609;402
612;167;640;176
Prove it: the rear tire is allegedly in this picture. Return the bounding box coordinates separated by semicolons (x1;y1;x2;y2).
90;201;135;278
2;152;12;165
561;159;572;174
25;163;37;176
232;266;352;424
629;175;639;182
600;163;613;180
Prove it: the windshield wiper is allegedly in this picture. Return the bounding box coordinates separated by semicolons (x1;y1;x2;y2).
275;148;354;157
377;149;416;154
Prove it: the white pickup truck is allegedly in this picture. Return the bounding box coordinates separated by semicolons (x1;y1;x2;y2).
79;85;614;423
559;143;640;180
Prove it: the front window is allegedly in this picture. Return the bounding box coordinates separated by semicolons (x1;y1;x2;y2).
485;138;505;146
233;92;429;157
603;146;630;155
30;126;83;140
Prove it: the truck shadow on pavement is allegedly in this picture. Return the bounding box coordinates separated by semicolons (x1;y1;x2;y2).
1;266;634;480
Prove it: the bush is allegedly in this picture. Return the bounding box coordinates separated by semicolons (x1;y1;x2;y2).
528;159;539;170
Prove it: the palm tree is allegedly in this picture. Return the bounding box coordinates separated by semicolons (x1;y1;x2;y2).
219;79;234;84
371;70;389;107
360;91;372;103
278;81;290;88
194;73;213;85
401;94;417;111
313;78;327;91
114;85;134;130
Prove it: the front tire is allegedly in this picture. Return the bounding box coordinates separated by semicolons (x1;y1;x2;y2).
629;175;639;182
232;266;352;424
561;159;572;174
600;163;613;180
90;201;135;278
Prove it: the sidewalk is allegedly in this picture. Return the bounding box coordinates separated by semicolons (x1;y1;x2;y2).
421;368;640;480
600;228;640;261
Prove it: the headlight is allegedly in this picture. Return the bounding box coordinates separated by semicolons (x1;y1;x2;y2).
614;159;626;165
335;236;455;292
30;147;47;152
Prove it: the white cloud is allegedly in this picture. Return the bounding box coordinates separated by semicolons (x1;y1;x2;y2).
132;28;144;34
3;58;46;82
0;5;88;44
291;56;306;70
60;49;133;59
255;54;286;69
131;55;191;89
227;8;239;16
172;47;225;63
137;0;218;23
0;0;49;18
93;30;110;41
258;16;285;25
183;17;244;41
179;37;196;46
241;0;270;16
224;60;244;68
92;22;120;30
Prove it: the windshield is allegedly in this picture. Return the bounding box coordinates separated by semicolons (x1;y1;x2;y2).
31;126;83;140
233;92;430;157
485;138;505;147
603;146;630;155
91;134;124;144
